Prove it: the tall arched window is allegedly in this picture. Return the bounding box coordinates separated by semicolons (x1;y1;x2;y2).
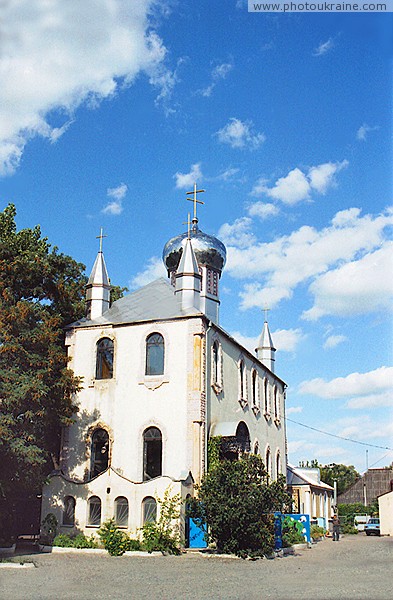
276;451;281;477
264;378;269;415
254;441;259;455
62;496;76;526
143;427;162;480
142;497;157;524
212;341;219;385
87;496;101;527
239;359;246;404
252;369;258;408
266;447;271;478
274;386;279;421
90;428;109;478
96;337;114;379
145;333;165;375
114;496;129;528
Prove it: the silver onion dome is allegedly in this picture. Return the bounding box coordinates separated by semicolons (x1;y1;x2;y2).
163;223;227;274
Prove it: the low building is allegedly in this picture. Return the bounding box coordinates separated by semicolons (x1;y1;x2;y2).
287;465;334;529
378;490;393;536
337;467;393;506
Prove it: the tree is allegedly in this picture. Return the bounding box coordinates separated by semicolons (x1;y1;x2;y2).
0;204;86;539
188;453;291;558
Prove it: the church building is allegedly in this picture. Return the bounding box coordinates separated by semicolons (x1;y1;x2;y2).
41;186;288;542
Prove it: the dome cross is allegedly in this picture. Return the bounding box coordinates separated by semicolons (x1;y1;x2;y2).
186;182;205;225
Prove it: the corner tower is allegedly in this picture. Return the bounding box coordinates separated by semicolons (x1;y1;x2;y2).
255;314;276;373
85;229;111;320
162;184;226;324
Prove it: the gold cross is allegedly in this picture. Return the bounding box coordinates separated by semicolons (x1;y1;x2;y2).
186;182;205;221
263;306;270;322
96;227;107;252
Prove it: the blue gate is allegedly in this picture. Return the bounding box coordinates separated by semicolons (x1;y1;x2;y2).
187;518;207;548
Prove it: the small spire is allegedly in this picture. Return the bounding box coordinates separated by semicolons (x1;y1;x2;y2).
86;230;111;320
175;237;201;312
255;310;276;373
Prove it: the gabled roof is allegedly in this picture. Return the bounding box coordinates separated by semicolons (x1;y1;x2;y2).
287;464;334;491
69;277;202;328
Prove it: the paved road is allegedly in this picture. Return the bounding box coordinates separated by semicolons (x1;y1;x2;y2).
1;533;392;600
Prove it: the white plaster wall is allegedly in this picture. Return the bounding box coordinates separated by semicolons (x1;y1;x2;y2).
64;317;203;483
206;326;287;478
379;491;393;536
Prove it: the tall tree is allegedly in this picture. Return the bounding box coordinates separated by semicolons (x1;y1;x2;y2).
0;204;86;539
299;460;360;495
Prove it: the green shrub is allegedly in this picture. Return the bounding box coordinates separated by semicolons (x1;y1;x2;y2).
140;488;181;555
98;519;132;556
53;534;74;547
342;523;358;535
126;538;141;551
310;525;326;540
282;528;305;547
73;533;98;548
41;513;58;544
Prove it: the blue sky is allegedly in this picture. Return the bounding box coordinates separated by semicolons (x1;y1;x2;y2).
1;1;392;474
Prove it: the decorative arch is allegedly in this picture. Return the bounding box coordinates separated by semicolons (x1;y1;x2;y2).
145;332;165;376
143;426;162;480
95;337;114;379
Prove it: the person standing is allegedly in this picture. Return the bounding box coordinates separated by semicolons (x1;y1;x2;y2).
332;515;340;541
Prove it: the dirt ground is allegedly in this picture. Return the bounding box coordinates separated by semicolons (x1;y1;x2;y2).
1;533;392;600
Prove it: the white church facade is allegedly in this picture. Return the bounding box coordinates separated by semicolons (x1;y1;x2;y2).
41;193;288;542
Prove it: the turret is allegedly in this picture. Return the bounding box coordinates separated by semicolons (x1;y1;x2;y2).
86;231;111;320
256;319;276;373
175;236;201;312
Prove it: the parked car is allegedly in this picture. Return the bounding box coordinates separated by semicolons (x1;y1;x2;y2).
364;518;380;536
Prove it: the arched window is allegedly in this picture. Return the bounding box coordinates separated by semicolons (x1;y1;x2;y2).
142;497;157;524
276;451;281;477
264;378;269;415
252;369;258;408
236;422;250;454
62;496;75;526
266;447;271;478
95;338;114;379
114;497;129;528
239;359;246;403
90;428;109;478
274;386;279;420
145;333;165;376
87;496;101;527
254;441;259;455
143;427;162;481
212;341;220;385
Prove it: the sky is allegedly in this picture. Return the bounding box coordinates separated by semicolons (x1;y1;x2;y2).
1;0;392;475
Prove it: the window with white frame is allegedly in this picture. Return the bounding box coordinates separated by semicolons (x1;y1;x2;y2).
254;441;259;455
114;496;129;528
238;359;247;405
263;378;269;415
212;339;222;391
274;386;280;422
145;333;165;376
142;496;157;524
87;496;101;527
251;369;259;410
90;428;109;479
143;427;162;481
95;337;114;379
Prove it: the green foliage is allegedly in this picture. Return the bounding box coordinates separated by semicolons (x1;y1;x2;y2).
0;204;87;535
282;528;305;547
188;454;291;558
338;502;367;517
140;489;181;555
207;436;222;471
53;533;98;548
310;524;326;540
341;523;358;535
110;285;128;305
98;519;133;556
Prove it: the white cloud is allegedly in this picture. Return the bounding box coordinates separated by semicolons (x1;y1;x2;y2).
102;183;128;215
0;0;169;176
356;123;379;141
230;332;259;354
247;202;279;220
216;167;240;181
223;207;393;312
298;366;393;399
198;62;233;97
303;241;393;320
323;335;348;349
216;118;265;150
273;328;306;352
252;161;348;205
174;163;203;189
218;217;256;248
130;256;167;289
346;391;393;409
313;38;334;56
286;406;303;415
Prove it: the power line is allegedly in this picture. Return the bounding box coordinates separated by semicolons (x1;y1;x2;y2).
285;417;393;451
